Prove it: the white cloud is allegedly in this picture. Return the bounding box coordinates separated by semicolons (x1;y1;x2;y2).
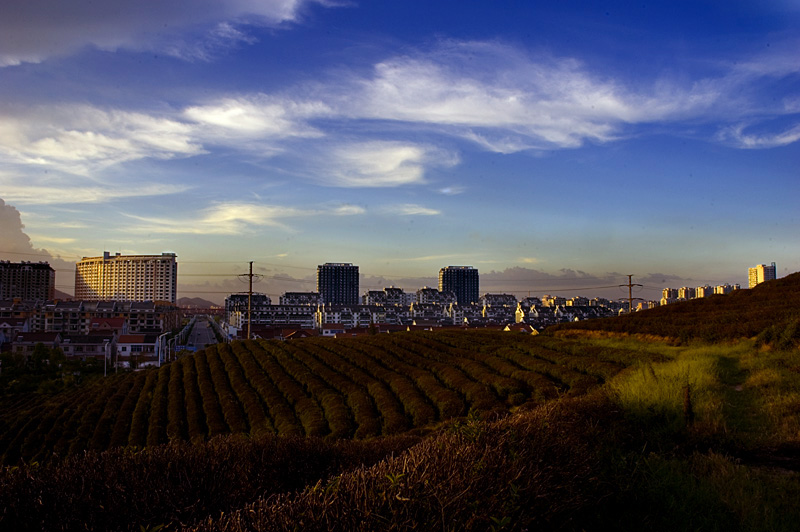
184;95;330;140
384;204;441;216
330;40;800;151
26;235;77;244
333;204;367;215
310;141;459;188
394;254;465;263
438;185;465;195
335;44;634;149
717;122;800;149
121;200;365;235
0;172;190;205
0;105;203;174
0;0;314;66
162;22;259;62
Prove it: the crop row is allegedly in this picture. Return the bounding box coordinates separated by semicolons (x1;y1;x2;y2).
0;331;644;465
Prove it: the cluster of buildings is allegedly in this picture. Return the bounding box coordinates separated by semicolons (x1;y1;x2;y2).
656;283;741;308
0;299;182;368
1;252;182;368
650;263;776;308
223;263;622;339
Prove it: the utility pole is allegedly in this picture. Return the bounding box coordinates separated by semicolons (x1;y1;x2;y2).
248;261;253;340
237;261;263;340
621;274;643;313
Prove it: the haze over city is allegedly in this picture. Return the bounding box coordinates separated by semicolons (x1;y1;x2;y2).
0;0;797;304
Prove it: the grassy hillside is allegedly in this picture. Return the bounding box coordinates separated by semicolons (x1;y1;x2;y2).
0;331;653;465
549;272;800;343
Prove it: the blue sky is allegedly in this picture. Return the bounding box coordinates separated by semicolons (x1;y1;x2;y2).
0;0;798;303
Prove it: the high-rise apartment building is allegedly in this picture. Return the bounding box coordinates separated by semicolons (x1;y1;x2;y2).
317;263;359;305
0;261;55;300
438;266;479;305
748;262;777;288
75;252;177;303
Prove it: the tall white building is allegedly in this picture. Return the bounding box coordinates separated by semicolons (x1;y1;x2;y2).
75;252;178;303
748;262;776;289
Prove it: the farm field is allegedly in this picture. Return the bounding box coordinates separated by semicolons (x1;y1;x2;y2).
0;331;653;465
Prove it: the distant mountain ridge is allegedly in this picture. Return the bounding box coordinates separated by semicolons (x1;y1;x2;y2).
178;297;219;308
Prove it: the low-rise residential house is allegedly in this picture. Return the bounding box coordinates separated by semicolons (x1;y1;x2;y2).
416;287;456;305
228;304;316;330
0;317;29;350
315;304;385;329
90;317;127;335
542;295;567;307
44;300;86;334
567;297;589;307
61;334;116;361
447;303;486;325
116;334;159;368
362;290;386;305
481;303;515;324
279;292;320;305
0;299;38;320
480;293;518;307
12;332;61;354
384;287;415;306
321;323;347;337
410;302;446;322
16;300;180;335
409;320;443;329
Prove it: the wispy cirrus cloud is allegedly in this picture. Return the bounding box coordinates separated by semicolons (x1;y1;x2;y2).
0;171;190;205
121;200;365;235
383;204;441;216
331;40;800;151
717;122;800;149
0;105;203;175
0;0;320;66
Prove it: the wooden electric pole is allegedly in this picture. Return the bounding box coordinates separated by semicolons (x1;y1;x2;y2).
621;274;643;313
247;261;253;340
238;261;262;341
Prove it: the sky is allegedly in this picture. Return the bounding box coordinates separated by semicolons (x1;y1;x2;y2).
0;0;798;304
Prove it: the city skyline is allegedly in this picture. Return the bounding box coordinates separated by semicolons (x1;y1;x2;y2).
0;251;756;307
0;1;798;303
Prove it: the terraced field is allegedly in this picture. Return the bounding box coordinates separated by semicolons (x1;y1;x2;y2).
0;330;650;465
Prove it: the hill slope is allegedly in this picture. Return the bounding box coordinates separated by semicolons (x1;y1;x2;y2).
550;272;800;342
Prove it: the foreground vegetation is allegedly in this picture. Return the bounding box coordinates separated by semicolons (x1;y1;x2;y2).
2;275;800;530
